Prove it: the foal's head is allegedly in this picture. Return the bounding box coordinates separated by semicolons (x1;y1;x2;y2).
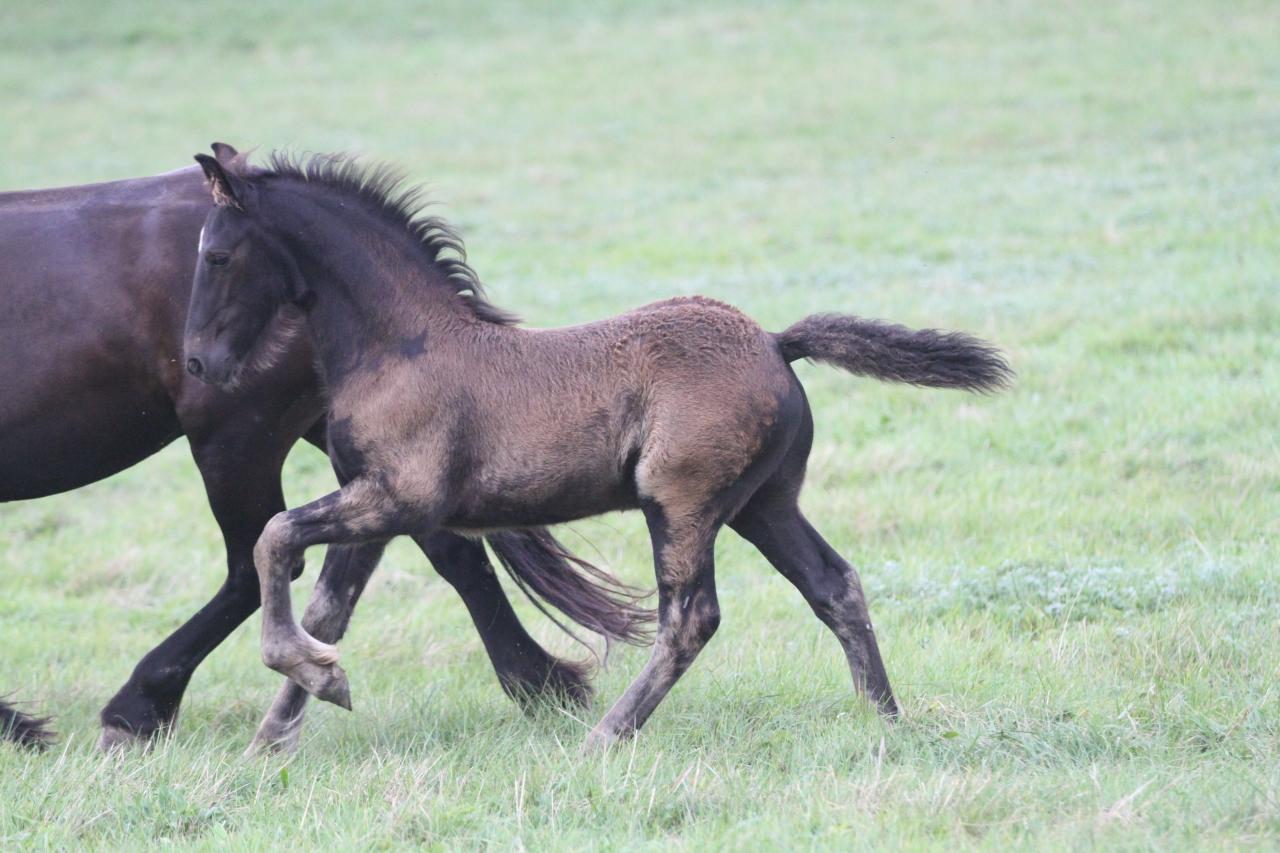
183;145;308;387
183;144;516;389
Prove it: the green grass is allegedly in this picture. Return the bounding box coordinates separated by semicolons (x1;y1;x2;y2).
2;0;1278;848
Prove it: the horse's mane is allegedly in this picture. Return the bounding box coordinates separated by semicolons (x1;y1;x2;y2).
238;151;518;326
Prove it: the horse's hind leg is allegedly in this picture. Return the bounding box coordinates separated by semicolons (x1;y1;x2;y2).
411;533;593;708
585;503;721;749
730;492;898;717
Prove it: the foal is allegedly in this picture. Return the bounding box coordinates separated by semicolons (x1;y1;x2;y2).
185;150;1011;747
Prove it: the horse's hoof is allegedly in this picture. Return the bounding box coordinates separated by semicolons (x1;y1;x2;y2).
543;659;594;709
98;724;145;753
505;658;595;714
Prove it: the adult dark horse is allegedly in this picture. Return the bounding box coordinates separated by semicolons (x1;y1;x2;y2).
185;149;1012;749
0;148;651;751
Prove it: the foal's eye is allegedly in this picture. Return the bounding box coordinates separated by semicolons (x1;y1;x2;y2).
206;252;230;267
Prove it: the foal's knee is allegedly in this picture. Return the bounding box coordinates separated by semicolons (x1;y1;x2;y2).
261;641;296;672
254;512;298;576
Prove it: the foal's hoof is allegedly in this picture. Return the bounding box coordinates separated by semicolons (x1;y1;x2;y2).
581;726;623;754
244;719;303;757
295;660;353;706
286;660;352;710
878;695;902;720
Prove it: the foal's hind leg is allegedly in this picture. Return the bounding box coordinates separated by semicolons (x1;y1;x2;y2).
731;495;898;717
585;503;721;749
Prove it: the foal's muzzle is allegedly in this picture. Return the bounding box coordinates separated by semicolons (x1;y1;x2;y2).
182;344;237;387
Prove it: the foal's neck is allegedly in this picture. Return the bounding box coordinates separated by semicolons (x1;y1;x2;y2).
268;187;475;387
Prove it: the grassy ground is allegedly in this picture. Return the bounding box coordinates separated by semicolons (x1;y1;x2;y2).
2;0;1278;848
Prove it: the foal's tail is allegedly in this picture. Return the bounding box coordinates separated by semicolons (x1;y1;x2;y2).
487;529;655;648
775;313;1013;392
1;696;53;749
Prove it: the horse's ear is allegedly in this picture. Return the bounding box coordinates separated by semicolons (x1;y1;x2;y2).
194;152;244;210
210;142;239;165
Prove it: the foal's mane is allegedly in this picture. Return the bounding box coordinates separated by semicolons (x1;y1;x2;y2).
244;151;518;326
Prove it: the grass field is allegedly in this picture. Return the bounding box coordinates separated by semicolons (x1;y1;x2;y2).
2;0;1279;848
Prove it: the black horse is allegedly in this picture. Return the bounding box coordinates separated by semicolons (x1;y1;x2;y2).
0;147;651;751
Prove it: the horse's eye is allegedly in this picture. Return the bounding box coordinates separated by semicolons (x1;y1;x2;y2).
207;253;230;267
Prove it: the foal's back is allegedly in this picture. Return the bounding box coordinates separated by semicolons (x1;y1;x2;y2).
436;295;795;530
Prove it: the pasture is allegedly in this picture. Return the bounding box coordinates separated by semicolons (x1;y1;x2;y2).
1;0;1277;848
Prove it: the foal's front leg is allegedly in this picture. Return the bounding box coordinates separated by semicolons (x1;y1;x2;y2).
246;541;385;753
253;479;410;708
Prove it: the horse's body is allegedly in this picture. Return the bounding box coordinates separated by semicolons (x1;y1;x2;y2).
0;158;648;750
187;150;1011;748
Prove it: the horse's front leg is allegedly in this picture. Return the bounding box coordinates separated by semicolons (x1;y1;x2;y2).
99;414;296;749
253;479;413;708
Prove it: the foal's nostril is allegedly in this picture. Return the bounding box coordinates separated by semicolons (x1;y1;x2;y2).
186;357;205;378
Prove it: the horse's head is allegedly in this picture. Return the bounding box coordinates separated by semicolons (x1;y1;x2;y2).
183;144;307;388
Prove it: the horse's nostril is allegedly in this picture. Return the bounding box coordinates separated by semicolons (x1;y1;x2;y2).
186;357;205;377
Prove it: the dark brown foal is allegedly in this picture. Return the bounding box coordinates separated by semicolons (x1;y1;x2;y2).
183;149;1011;749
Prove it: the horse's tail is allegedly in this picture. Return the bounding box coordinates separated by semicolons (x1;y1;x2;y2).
1;696;53;749
487;529;655;647
775;313;1012;393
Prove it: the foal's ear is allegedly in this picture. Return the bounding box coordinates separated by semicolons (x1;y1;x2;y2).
194;152;244;210
210;142;240;165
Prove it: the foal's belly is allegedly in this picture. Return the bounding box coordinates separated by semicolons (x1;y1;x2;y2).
444;467;640;531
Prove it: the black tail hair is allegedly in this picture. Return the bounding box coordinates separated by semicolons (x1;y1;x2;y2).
775;313;1013;392
486;529;655;649
1;697;53;749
